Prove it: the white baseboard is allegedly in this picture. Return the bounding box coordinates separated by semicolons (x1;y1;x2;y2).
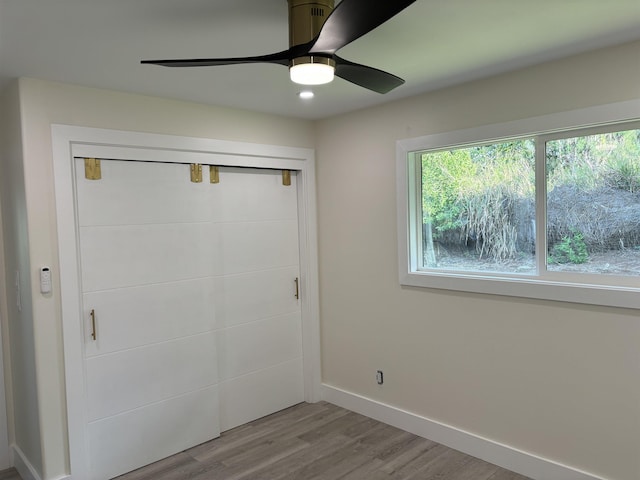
11;445;71;480
321;384;605;480
12;444;40;480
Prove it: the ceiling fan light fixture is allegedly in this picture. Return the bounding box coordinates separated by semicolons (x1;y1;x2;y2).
142;0;415;94
289;56;335;85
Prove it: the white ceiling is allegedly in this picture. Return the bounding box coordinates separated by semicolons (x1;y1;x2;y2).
1;0;639;120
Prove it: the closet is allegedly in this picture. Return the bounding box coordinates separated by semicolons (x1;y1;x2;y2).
75;158;303;479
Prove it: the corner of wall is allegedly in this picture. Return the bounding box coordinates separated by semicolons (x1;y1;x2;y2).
0;82;18;471
0;79;44;477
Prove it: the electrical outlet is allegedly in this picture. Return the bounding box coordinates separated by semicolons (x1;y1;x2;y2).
376;370;384;385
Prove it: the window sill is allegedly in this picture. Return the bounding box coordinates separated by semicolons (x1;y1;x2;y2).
400;270;640;309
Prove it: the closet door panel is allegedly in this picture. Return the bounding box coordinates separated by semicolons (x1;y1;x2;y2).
88;386;219;480
77;160;211;226
218;220;299;275
83;278;217;357
214;267;300;329
219;360;304;432
79;223;221;292
86;331;218;421
210;167;298;223
218;312;302;380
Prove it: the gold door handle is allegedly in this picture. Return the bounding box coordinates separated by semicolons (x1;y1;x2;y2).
294;277;299;300
90;309;97;341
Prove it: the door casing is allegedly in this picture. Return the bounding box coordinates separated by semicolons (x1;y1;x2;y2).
52;125;321;479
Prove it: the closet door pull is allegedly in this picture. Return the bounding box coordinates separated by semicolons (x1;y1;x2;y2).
90;309;97;341
294;277;299;300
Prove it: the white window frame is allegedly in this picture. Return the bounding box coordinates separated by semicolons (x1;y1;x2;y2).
396;99;640;309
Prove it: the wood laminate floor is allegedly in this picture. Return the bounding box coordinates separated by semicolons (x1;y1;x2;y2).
114;401;531;480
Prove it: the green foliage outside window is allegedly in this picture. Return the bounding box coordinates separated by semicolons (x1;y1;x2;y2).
548;229;589;264
547;130;640;192
421;128;640;265
421;140;535;261
421;149;476;233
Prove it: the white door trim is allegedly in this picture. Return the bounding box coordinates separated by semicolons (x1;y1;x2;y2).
51;125;321;479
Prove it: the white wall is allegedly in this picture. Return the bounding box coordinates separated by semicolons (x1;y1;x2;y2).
0;88;16;471
0;82;41;473
14;77;315;479
315;40;640;480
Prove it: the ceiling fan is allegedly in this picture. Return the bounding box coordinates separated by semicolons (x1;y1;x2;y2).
142;0;416;94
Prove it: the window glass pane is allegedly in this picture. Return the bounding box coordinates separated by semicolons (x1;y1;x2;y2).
546;129;640;275
420;140;536;274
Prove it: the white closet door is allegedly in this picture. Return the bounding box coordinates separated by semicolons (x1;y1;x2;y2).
211;167;303;432
75;159;303;479
77;159;220;480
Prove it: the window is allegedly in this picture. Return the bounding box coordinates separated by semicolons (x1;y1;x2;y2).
546;129;640;277
420;139;536;275
396;100;640;309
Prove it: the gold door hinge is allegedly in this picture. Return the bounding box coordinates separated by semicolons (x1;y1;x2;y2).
190;164;203;183
210;166;220;184
282;170;291;186
84;158;102;180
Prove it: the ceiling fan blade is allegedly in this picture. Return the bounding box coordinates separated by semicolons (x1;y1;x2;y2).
141;49;293;67
334;56;404;94
309;0;416;54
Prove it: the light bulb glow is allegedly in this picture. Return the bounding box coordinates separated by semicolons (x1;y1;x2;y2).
298;90;315;99
289;58;335;85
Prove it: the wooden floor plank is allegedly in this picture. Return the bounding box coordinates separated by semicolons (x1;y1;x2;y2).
339;458;390;480
384;442;449;478
110;401;532;480
240;434;357;480
396;445;474;480
445;457;500;480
